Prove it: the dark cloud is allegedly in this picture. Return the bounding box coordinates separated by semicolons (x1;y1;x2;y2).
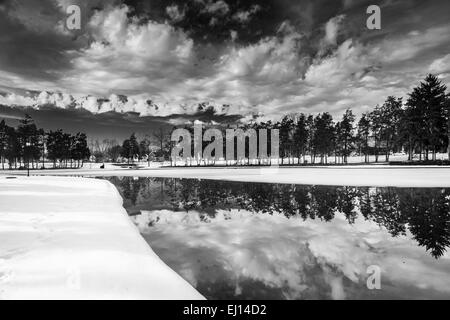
0;0;449;137
0;2;74;80
123;0;339;45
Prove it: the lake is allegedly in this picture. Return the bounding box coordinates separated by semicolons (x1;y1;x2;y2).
103;176;450;300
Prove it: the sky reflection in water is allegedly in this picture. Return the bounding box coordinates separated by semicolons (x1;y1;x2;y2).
104;177;450;300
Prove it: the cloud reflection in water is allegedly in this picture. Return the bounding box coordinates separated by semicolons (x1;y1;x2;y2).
105;177;450;299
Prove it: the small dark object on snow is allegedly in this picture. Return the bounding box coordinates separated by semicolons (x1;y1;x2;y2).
100;164;105;169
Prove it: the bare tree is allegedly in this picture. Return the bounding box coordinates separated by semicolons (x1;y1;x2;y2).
152;128;169;159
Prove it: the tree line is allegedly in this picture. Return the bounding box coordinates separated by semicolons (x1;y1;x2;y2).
88;128;171;164
166;73;450;165
0;115;90;170
21;73;448;167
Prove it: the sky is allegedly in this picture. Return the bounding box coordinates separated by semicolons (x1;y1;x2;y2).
0;0;449;139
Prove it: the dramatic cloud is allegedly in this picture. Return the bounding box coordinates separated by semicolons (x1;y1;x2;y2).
166;4;185;22
324;15;345;46
201;0;230;16
232;4;261;23
0;0;449;129
429;54;450;75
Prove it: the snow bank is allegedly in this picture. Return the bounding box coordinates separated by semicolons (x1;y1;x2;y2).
0;176;203;300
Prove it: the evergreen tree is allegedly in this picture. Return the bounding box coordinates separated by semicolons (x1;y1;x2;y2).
306;115;315;163
46;130;65;168
334;121;342;163
406;74;447;160
380;96;403;161
312;113;334;164
357;114;371;163
445;94;450;160
293;114;308;164
121;133;140;163
71;133;90;167
0;120;7;169
339;109;355;163
17;114;41;167
368;105;383;162
5;126;19;169
277;116;295;164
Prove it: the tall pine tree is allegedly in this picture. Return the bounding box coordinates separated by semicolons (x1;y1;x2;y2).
406;74;447;161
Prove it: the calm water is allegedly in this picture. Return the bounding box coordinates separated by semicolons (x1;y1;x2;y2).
103;176;450;300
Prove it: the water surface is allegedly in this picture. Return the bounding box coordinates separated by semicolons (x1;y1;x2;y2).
103;177;450;300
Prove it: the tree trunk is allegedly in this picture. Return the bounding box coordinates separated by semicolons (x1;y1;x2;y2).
344;141;348;164
364;137;368;163
446;118;450;160
385;140;389;162
448;142;450;161
408;139;413;161
374;137;379;162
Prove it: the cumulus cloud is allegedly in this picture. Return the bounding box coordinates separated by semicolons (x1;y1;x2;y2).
306;39;369;87
0;89;251;119
324;15;345;46
166;4;185;22
45;4;310;118
57;5;199;111
0;92;35;107
230;30;238;42
0;1;449;122
202;0;230;16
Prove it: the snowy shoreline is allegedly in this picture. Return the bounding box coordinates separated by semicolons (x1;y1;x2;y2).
0;176;204;300
2;165;450;187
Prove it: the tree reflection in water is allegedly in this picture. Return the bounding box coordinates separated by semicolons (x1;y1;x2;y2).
105;177;450;259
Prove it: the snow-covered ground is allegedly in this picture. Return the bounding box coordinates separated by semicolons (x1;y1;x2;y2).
2;153;450;188
3;166;450;187
0;176;203;300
